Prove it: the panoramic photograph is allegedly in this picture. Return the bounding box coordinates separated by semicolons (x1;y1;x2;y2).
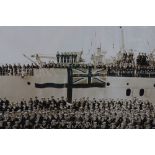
0;26;155;129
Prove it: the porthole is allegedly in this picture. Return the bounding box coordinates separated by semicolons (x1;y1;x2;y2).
126;83;129;86
126;89;131;96
107;82;110;86
27;82;31;85
139;89;144;96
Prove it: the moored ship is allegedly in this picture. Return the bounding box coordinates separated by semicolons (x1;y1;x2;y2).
0;27;155;103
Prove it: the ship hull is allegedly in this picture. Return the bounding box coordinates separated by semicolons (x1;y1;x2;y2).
0;68;155;103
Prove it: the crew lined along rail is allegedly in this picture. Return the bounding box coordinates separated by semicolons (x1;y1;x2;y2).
1;63;155;78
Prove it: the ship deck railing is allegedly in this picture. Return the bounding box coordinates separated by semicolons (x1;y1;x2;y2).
107;71;155;78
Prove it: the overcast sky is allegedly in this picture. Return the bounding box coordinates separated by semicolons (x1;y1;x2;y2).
0;26;155;64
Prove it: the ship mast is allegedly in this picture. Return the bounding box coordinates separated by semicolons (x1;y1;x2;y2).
120;26;125;52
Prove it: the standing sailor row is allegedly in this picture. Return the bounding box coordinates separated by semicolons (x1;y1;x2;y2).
56;51;83;64
56;52;77;64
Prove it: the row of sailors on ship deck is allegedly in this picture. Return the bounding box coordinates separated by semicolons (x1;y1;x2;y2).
0;51;154;77
0;63;155;77
107;52;155;77
107;64;155;77
121;51;134;63
0;63;107;76
0;64;35;76
120;52;150;66
136;53;150;66
56;52;78;64
0;97;155;129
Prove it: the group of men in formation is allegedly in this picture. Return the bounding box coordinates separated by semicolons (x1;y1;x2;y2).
0;63;35;76
107;52;155;77
0;62;106;76
0;96;155;129
0;52;154;77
